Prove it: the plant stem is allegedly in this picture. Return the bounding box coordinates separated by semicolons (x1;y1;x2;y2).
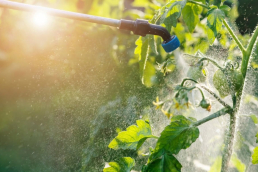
187;0;209;9
221;27;258;171
181;78;198;86
198;57;223;70
223;20;246;54
196;87;205;99
241;25;258;78
221;111;236;172
193;108;231;127
200;85;231;108
152;135;159;139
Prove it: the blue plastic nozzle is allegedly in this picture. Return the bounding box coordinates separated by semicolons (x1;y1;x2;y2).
119;20;180;53
162;35;180;53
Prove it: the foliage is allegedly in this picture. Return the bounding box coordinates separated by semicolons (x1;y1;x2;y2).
103;157;135;172
0;0;258;172
109;120;156;150
104;0;258;171
150;116;199;158
0;0;150;171
142;152;182;172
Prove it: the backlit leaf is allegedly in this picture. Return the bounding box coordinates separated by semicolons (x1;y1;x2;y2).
143;152;182;172
135;37;152;86
209;0;221;7
252;147;258;164
159;0;187;32
108;120;156;150
250;114;258;124
206;8;225;44
103;157;135;172
182;3;202;32
219;5;231;13
150;115;199;159
181;53;201;66
230;154;246;172
148;35;158;55
209;156;222;172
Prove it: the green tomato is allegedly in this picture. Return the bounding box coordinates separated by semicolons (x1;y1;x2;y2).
199;99;211;111
213;69;244;98
187;64;207;83
200;99;210;109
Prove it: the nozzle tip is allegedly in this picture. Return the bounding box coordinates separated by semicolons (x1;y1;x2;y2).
162;35;180;53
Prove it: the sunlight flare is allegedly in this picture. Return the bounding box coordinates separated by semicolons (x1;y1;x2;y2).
32;12;49;27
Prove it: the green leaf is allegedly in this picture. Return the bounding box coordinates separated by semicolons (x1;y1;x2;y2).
230;154;246;172
148;35;158;55
252;147;258;164
209;156;222;172
250;114;258;124
182;3;202;32
219;5;231;13
103;157;135;172
159;0;187;32
151;115;199;159
256;132;258;143
135;36;148;61
108;120;156;150
209;0;221;7
206;8;225;44
143;152;182;172
135;37;154;86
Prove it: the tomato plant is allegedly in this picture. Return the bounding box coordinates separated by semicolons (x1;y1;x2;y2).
103;0;258;171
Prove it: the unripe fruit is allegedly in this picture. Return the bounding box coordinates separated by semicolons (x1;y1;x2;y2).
199;99;211;111
213;69;244;98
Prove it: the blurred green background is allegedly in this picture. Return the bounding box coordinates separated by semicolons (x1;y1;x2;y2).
0;0;257;172
0;0;157;171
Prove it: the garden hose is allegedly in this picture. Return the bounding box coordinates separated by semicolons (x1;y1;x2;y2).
0;0;180;53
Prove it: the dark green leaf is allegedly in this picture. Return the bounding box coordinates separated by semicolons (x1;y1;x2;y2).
209;0;221;7
151;115;199;159
103;157;135;172
207;8;225;44
219;5;231;13
143;152;182;172
256;132;258;143
252;147;258;164
108;120;156;150
160;0;187;32
182;3;202;32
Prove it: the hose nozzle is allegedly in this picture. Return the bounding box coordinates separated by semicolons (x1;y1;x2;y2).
119;19;180;53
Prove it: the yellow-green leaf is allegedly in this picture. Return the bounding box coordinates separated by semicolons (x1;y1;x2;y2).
103;157;135;172
252;147;258;164
209;156;222;172
108;120;156;150
230;154;246;172
250;114;258;124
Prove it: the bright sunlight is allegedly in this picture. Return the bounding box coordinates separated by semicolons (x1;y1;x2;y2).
32;12;49;27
